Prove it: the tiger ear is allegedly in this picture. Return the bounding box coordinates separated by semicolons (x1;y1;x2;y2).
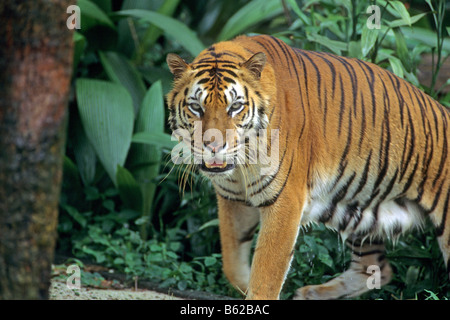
241;52;266;79
167;53;189;80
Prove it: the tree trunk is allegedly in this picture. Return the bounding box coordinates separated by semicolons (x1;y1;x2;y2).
0;1;73;299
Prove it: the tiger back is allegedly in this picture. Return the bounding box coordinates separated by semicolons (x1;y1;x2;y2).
166;34;449;299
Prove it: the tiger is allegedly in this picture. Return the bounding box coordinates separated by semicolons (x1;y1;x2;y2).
166;34;449;300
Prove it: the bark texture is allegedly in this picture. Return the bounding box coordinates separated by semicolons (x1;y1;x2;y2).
0;1;73;299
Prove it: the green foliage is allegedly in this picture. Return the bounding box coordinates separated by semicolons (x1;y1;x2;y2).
60;0;449;299
76;78;134;185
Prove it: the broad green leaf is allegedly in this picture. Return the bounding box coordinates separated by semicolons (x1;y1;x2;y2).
405;266;420;287
386;13;427;28
72;117;97;186
402;27;450;51
285;0;310;25
76;79;134;186
425;0;434;11
77;0;115;29
132;131;177;150
361;25;379;57
204;256;217;267
116;165;143;212
141;0;180;48
134;81;165;153
132;0;180;64
197;218;219;232
388;1;411;26
62;204;88;228
217;0;283;41
348;41;362;59
307;33;347;55
389;56;404;78
393;28;411;72
116;0;155;57
131;81;166;239
99;51;146;116
116;9;205;56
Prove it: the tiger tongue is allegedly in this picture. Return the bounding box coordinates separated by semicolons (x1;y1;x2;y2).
204;159;227;169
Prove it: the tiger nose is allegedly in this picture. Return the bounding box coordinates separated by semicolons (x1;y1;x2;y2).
204;141;227;153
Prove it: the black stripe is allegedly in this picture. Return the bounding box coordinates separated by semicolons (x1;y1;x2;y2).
436;190;449;236
400;105;416;180
329;161;348;192
375;169;399;213
350;150;372;199
223;50;245;61
320;172;357;223
352;249;384;257
401;154;420;195
373;101;391;190
268;36;293;77
248;133;288;191
197;78;209;85
415;124;434;203
254;39;281;64
339;202;359;231
216;68;238;77
410;86;429;135
217;193;250;206
424;177;445;214
193;58;238;65
358;90;366;152
385;71;405;128
354;59;377;127
256;154;294;208
315;52;337;93
270;37;305;107
337;74;345;137
432;130;447;187
215;183;242;196
223;76;236;84
298;51;322;108
239;222;259;243
195;69;209;78
221;64;238;69
292;50;309;139
333;56;358;116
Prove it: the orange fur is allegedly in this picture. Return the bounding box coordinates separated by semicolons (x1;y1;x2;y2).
167;35;449;299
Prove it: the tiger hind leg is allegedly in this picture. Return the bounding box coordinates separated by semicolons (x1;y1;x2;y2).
294;240;392;300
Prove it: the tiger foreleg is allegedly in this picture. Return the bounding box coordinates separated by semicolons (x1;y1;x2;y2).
217;196;260;295
294;241;392;300
246;193;304;300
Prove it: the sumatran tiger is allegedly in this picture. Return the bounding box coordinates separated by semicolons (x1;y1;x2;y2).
166;34;449;300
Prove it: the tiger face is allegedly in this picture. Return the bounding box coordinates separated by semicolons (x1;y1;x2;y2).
166;51;270;177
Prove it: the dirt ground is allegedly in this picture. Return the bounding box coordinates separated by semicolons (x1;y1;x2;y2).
49;277;182;300
49;262;184;300
49;261;233;300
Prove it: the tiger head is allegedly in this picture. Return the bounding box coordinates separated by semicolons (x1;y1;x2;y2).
166;46;275;178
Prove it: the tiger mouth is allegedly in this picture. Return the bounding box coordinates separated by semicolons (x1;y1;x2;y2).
201;160;235;173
